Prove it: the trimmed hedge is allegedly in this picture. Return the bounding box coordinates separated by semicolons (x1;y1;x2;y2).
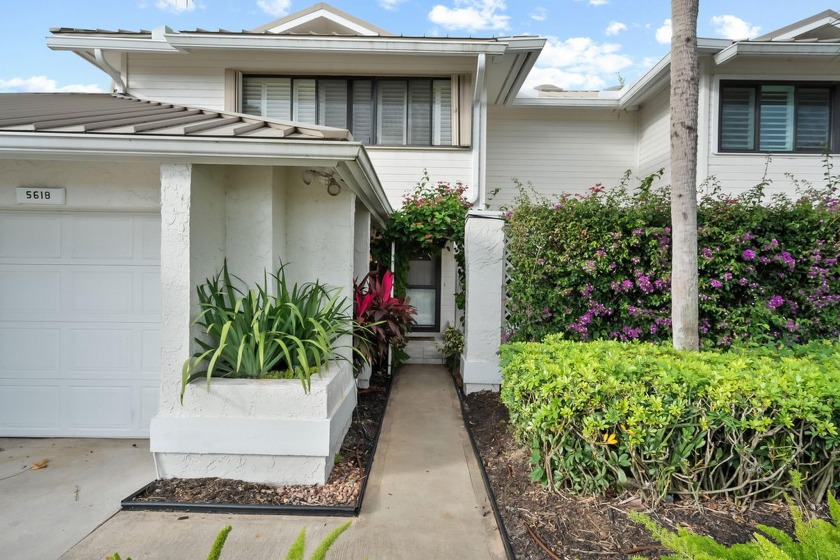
500;337;840;504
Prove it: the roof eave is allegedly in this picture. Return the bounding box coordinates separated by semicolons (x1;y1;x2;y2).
715;41;840;65
511;97;622;109
164;33;509;55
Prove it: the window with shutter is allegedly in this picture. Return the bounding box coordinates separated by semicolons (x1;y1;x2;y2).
377;81;408;145
719;82;837;154
241;75;456;147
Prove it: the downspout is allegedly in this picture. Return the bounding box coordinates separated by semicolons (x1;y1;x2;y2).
94;48;127;94
388;240;395;377
470;53;486;207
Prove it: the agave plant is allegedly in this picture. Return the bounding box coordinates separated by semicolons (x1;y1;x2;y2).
181;262;355;402
353;269;416;372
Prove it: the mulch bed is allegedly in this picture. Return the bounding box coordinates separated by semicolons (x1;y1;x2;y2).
126;371;389;509
463;389;829;560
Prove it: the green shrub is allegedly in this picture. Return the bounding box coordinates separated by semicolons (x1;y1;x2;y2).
437;325;464;374
500;337;840;504
181;262;355;402
629;494;840;559
503;170;839;348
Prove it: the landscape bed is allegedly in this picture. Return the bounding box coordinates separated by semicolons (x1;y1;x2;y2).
122;371;391;516
461;389;832;560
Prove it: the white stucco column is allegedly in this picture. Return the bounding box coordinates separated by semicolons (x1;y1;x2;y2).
354;200;371;281
225;165;276;285
461;211;506;393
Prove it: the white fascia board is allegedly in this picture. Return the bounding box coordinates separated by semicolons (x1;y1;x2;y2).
47;35;177;52
0;132;365;167
164;33;509;55
715;42;840;66
772;17;837;41
618;39;731;108
511;97;621;109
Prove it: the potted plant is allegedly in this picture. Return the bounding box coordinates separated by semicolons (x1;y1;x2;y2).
150;262;358;486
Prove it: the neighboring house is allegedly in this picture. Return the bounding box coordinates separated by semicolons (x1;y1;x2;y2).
1;4;839;435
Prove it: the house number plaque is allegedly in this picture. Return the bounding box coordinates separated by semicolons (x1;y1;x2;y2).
16;187;66;205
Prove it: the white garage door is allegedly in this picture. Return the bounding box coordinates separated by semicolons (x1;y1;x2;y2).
0;211;161;437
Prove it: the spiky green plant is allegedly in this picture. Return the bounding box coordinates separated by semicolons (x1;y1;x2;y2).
181;262;356;402
629;493;840;559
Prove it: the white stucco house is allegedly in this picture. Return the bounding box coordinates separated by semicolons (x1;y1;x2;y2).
1;4;839;476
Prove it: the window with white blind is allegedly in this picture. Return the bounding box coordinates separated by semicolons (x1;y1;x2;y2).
719;82;837;153
241;76;454;147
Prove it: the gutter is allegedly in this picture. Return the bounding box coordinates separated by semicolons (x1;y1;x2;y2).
715;41;840;66
470;53;487;207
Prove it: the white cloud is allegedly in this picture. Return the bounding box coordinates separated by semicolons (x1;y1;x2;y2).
0;76;104;93
655;19;671;44
520;36;633;94
257;0;292;17
605;21;627;36
155;0;195;13
380;0;407;10
589;0;608;5
711;15;761;40
428;0;510;32
530;7;547;22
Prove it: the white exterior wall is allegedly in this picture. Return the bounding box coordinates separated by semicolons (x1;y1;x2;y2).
486;105;638;208
124;51;475;111
0;160;160;210
367;148;473;209
637;87;671;185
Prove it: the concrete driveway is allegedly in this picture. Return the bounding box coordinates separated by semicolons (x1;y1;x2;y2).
0;438;155;560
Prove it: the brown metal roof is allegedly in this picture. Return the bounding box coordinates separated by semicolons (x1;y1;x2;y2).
0;93;351;141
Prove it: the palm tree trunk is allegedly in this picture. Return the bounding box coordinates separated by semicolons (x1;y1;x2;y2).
670;0;700;350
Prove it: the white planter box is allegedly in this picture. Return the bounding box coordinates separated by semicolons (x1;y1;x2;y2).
150;361;356;485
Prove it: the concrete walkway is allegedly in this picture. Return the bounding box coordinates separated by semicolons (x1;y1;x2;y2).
59;365;505;559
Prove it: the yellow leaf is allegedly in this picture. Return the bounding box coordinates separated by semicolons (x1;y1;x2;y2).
30;459;49;470
603;433;618;445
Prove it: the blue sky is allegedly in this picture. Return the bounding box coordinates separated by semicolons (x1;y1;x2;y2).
0;1;832;96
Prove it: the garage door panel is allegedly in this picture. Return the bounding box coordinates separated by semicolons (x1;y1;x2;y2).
0;384;60;428
68;328;132;372
69;215;135;260
0;328;61;372
0;269;62;317
0;211;161;437
0;214;62;259
139;216;161;261
66;385;133;430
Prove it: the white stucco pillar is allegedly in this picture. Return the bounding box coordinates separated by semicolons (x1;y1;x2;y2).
462;211;506;393
225;166;276;286
354;200;371;281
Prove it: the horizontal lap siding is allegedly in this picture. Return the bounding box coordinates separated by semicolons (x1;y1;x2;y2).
366;148;472;209
486;106;638;207
125;52;475;111
637;87;671;185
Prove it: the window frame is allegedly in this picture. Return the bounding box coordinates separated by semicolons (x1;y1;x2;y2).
240;74;455;148
718;80;839;154
405;253;442;333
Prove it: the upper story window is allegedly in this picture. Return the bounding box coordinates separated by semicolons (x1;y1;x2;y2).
241;76;453;147
719;81;838;153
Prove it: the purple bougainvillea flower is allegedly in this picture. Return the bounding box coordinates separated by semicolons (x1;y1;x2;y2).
742;249;756;260
710;279;723;288
767;295;785;310
701;247;713;260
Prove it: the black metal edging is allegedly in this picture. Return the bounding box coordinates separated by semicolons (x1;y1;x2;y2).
121;373;394;517
455;381;517;560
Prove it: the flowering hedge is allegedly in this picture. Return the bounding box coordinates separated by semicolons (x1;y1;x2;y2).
504;173;840;348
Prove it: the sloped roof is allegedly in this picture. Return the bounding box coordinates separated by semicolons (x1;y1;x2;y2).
753;9;840;42
0;93;351;140
251;2;393;36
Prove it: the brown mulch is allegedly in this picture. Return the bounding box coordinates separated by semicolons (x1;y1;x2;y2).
463;389;829;560
128;373;389;508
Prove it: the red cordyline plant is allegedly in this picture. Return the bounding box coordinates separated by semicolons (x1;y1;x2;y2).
353;269;416;371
